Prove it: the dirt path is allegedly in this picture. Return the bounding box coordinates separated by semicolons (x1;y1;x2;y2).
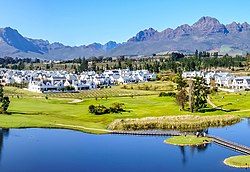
207;96;217;108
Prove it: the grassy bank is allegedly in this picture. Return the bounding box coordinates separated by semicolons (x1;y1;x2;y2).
224;156;250;168
164;135;212;146
109;115;241;131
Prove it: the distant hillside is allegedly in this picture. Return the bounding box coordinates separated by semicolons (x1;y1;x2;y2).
0;16;250;59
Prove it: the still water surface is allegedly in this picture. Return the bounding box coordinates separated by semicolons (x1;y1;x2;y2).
0;119;249;172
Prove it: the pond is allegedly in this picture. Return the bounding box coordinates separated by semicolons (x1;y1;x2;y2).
0;119;249;172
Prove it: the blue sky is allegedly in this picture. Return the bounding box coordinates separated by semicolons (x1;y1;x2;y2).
0;0;249;46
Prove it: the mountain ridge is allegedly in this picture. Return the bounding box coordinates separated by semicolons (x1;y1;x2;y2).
0;16;250;59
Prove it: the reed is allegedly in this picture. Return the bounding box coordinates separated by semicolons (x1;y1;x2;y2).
109;115;241;131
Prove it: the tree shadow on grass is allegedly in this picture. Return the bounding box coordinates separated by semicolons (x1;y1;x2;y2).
198;107;240;113
198;108;218;113
8;111;28;115
8;111;49;115
221;109;240;112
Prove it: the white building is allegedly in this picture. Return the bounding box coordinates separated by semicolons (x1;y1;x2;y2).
231;77;250;90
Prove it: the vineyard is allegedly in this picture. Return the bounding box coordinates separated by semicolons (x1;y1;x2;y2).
46;87;158;99
120;81;176;92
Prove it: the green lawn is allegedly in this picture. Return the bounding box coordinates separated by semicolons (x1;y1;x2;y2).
224;155;250;168
3;95;189;132
164;135;212;146
210;91;250;116
0;86;248;134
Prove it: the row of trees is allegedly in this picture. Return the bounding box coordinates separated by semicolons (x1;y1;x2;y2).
1;50;247;73
60;50;246;73
0;56;40;64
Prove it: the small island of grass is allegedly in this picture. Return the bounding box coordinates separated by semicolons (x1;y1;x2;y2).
164;135;212;146
224;156;250;168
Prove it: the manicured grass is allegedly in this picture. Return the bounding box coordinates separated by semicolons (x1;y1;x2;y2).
164;135;212;146
1;95;191;133
0;86;247;134
224;155;250;168
210;91;250;116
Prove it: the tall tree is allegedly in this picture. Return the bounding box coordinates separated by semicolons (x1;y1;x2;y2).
0;85;10;114
190;77;209;112
175;75;188;110
78;57;88;72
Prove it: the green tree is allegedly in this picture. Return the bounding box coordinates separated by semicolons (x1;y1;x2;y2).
246;53;250;70
88;105;96;114
46;64;50;70
29;62;34;70
0;85;10;114
110;103;125;113
175;75;188;110
190;77;209;112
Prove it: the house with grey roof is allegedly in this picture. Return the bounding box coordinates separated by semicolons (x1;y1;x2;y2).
231;76;250;90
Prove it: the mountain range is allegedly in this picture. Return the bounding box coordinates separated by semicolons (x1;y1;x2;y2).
1;16;250;60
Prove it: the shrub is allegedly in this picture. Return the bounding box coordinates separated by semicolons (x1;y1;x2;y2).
88;105;110;115
64;86;75;91
159;92;176;97
95;105;110;115
145;86;150;90
88;105;96;114
110;103;125;113
89;103;125;115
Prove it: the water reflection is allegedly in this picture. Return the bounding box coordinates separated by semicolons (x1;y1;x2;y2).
0;129;9;161
179;143;210;165
0;128;247;172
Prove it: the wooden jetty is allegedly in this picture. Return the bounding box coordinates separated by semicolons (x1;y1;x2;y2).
111;130;250;155
111;130;185;137
207;135;250;155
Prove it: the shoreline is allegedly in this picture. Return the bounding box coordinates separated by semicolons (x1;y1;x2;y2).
164;135;212;146
224;156;250;168
163;140;212;146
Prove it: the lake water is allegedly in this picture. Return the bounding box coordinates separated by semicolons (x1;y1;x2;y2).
0;119;249;172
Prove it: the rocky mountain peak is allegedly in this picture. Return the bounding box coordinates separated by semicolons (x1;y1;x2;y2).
192;16;228;33
156;28;174;39
1;16;250;59
103;41;120;50
173;24;192;36
0;27;42;53
242;22;250;31
128;28;158;42
226;22;242;33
